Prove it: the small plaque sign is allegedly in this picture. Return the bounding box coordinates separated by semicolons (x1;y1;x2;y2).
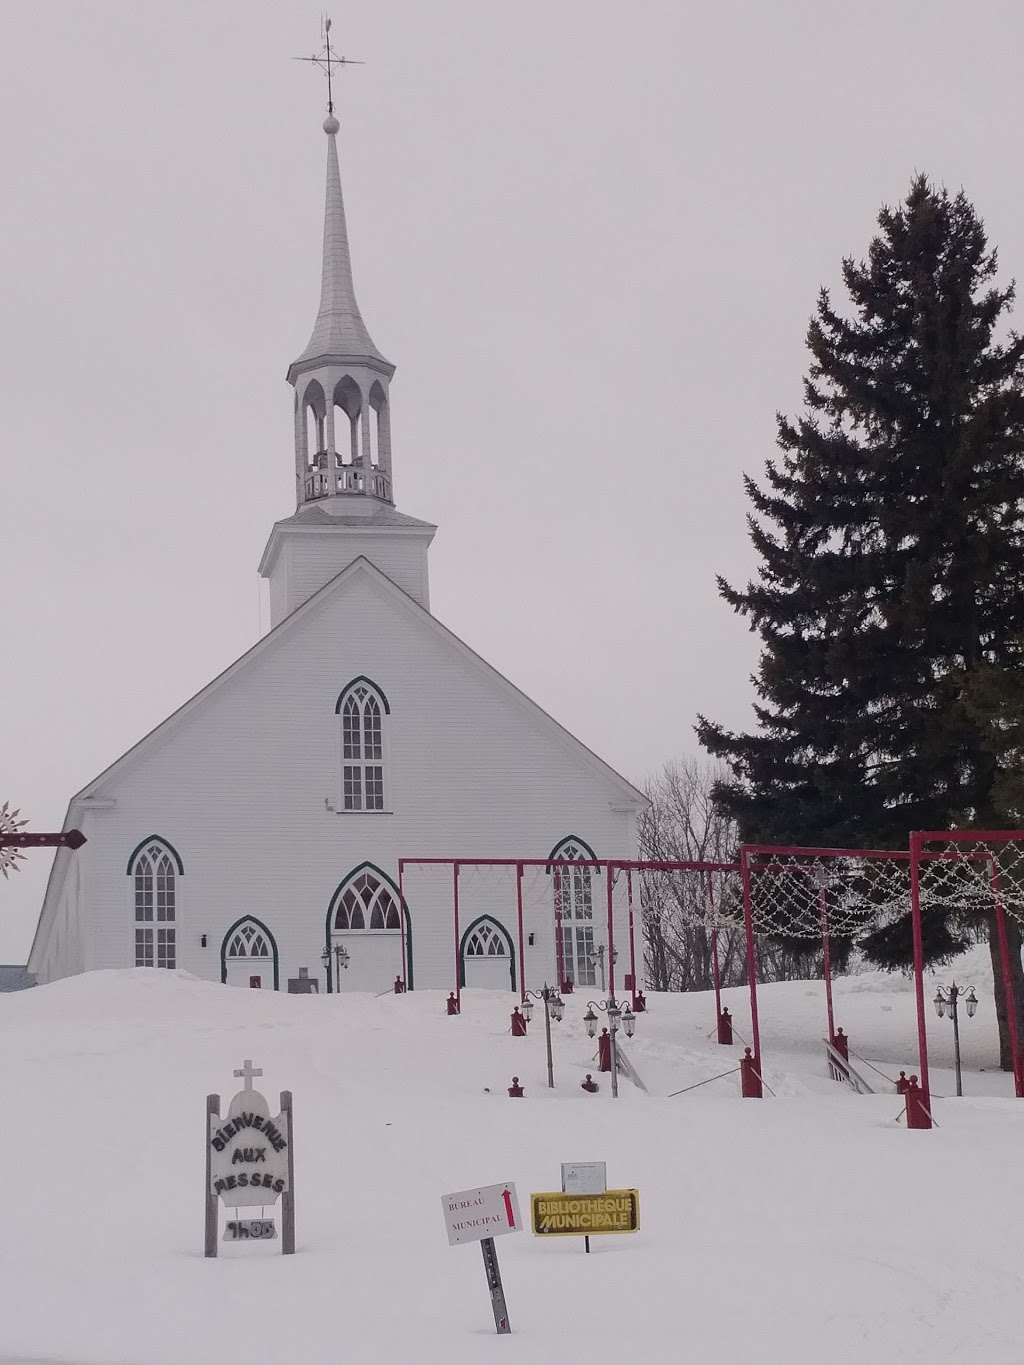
561;1161;607;1195
224;1219;277;1241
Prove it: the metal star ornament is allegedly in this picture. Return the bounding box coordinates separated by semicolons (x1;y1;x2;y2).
0;803;28;879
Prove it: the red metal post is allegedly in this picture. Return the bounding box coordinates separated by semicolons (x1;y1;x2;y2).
606;862;616;998
739;849;762;1075
990;862;1024;1098
908;832;932;1123
626;868;637;1007
554;868;565;989
819;882;835;1045
904;1075;930;1130
708;871;723;1028
739;1047;763;1099
516;862;526;1003
453;861;462;1013
597;1029;612;1072
398;859;408;991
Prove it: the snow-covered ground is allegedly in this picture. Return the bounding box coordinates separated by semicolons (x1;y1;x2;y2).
1;947;1021;1364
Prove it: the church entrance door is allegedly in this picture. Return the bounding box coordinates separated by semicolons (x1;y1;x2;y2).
221;917;279;991
330;932;402;993
459;917;515;991
327;867;406;992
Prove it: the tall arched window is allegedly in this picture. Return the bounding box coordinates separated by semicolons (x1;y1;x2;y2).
128;838;182;969
335;678;390;811
549;837;596;987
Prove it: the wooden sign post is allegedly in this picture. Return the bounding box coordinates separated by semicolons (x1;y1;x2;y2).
205;1061;295;1257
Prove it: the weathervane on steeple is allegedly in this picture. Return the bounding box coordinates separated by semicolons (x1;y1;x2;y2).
294;15;363;117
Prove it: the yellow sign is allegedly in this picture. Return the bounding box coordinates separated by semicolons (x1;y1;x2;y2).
530;1190;639;1236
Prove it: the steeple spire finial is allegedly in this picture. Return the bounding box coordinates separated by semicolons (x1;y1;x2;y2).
293;15;364;117
288;15;391;381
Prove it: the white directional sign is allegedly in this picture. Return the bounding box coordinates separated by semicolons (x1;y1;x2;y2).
442;1181;522;1247
561;1162;607;1195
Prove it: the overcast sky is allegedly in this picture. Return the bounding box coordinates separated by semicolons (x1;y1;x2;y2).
3;1;1024;960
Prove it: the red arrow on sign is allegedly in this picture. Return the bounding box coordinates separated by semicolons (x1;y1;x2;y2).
503;1189;515;1228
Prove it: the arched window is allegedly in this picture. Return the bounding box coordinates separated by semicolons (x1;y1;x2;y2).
227;924;270;959
333;871;401;930
466;922;507;957
335;678;390;812
549;837;596;987
128;838;181;969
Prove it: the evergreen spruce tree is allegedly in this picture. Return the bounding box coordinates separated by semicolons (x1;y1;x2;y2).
697;176;1024;1066
960;654;1024;824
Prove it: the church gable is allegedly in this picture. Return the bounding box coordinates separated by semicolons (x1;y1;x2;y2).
67;558;643;813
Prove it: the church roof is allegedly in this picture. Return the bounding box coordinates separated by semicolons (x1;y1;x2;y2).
275;503;435;532
0;966;35;993
257;501;436;579
287;116;392;382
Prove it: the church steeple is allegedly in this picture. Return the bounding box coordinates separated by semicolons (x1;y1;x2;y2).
287;112;396;508
259;62;436;630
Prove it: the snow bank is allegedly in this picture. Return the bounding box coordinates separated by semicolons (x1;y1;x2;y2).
0;958;1020;1363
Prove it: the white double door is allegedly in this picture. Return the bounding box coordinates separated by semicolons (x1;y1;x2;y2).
331;932;402;993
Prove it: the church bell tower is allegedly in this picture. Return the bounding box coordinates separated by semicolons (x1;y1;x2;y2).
259;42;435;628
287;110;396;508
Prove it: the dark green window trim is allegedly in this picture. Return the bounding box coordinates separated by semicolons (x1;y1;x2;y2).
545;835;597;871
334;677;391;715
126;836;185;877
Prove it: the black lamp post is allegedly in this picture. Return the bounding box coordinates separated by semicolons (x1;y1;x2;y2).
521;984;565;1088
583;995;636;1099
322;941;350;992
933;981;978;1097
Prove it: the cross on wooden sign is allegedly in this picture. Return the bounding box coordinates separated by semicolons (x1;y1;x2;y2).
234;1060;263;1090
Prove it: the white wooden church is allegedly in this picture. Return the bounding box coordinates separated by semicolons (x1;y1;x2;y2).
29;99;646;996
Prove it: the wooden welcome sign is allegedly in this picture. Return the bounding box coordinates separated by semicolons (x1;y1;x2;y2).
205;1060;295;1257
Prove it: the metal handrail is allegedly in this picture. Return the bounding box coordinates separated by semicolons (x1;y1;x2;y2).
824;1039;874;1095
